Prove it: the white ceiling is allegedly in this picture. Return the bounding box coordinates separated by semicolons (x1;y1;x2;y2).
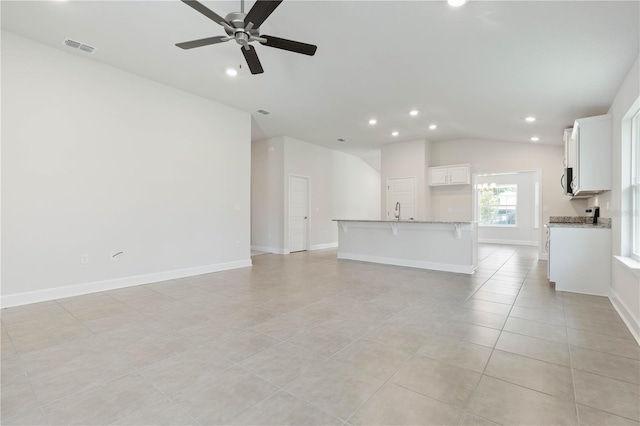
2;1;639;170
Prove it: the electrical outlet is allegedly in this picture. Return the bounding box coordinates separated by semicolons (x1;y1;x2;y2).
81;254;89;264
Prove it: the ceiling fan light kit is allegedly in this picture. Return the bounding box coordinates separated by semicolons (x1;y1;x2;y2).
176;0;317;75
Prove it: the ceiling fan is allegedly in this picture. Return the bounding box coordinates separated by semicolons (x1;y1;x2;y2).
176;0;317;75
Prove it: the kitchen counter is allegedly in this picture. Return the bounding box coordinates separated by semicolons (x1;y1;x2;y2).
547;222;611;229
547;216;611;229
547;218;611;296
333;220;478;274
332;219;474;224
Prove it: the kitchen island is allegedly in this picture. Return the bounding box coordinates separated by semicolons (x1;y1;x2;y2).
333;220;478;274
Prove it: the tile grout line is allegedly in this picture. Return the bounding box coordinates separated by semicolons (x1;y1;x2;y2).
458;249;527;424
6;246;635;425
348;249;522;425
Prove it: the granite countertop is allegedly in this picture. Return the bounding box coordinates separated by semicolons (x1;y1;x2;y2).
332;219;475;224
547;216;611;229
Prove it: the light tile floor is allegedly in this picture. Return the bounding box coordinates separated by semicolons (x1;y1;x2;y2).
2;244;639;425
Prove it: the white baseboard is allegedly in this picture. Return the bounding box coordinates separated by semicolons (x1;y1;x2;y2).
252;243;337;253
609;288;640;345
251;245;289;255
1;259;253;309
479;239;539;246
337;252;476;275
310;242;338;251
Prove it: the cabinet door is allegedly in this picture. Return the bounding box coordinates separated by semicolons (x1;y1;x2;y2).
448;166;470;185
429;168;449;186
549;227;611;296
575;115;612;193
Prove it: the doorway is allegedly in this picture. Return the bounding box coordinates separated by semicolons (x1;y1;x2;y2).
387;177;416;220
289;175;309;253
472;170;541;247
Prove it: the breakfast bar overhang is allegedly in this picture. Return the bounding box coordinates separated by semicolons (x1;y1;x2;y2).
334;220;478;274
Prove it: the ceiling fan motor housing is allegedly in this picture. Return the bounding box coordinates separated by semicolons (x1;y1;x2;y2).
225;11;260;45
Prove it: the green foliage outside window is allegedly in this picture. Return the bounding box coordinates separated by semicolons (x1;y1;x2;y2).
478;184;517;226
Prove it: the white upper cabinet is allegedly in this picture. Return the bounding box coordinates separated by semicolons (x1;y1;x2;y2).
428;164;471;186
570;114;612;195
429;167;449;185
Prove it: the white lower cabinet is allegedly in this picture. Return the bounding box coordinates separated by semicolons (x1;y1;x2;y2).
548;226;611;296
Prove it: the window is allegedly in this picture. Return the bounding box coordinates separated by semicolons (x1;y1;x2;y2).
478;184;517;226
632;109;640;260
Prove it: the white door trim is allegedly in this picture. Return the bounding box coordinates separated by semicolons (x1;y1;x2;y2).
288;174;310;253
472;169;543;255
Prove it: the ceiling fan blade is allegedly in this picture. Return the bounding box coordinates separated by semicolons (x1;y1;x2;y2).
244;0;283;29
181;0;227;26
176;36;229;49
260;35;317;56
241;45;264;74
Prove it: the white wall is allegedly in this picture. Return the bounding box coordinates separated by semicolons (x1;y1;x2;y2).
331;150;381;221
380;139;430;221
283;137;336;250
596;55;640;342
430;139;588;256
251;137;285;253
251;136;380;253
475;171;540;246
1;32;252;307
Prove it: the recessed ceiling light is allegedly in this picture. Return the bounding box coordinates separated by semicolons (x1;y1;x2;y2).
429;124;437;130
448;0;467;7
409;110;419;117
525;116;536;122
369;119;377;125
226;68;238;77
531;136;540;142
392;131;399;137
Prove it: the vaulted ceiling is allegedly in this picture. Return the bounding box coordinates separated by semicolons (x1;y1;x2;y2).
2;1;639;169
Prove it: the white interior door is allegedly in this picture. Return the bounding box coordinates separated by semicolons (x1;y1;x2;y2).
289;175;309;252
387;177;416;220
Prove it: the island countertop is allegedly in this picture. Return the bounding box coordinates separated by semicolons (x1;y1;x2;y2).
332;219;475;225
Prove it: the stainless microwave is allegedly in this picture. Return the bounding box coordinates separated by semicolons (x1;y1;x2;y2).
562;167;573;195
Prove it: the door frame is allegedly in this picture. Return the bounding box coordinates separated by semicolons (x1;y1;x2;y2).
386;176;416;220
288;174;310;253
471;169;543;254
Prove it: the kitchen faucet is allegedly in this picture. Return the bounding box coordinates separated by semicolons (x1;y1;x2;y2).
394;202;401;221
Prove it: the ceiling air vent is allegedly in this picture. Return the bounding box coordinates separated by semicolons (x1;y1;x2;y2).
64;39;96;54
78;44;95;54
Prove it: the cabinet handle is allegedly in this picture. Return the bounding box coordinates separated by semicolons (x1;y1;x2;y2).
560;174;565;190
